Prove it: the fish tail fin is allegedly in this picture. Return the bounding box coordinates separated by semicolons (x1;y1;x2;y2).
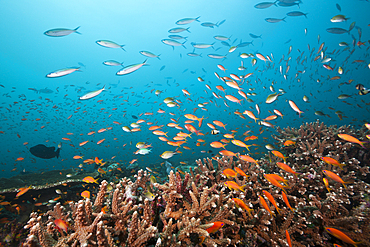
157;54;161;60
339;163;346;170
240;185;246;192
74;26;82;34
195;16;201;22
247;208;253;216
121;45;126;51
276;207;281;215
186;27;191;33
282;17;287;22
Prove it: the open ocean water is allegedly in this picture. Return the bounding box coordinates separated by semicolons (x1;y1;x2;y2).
0;0;369;179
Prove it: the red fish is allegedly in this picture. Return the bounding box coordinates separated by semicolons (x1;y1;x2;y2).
206;221;224;234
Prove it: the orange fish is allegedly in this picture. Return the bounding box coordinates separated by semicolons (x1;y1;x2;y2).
321;157;346;170
231;139;252;151
234;167;249;178
266;174;289;186
54;219;68;233
288;100;303;117
232;198;253;216
62;137;71;141
97;128;106;133
286;230;292;247
98;168;106;174
225;95;242;105
264;174;290;193
224;181;245;192
82;176;98;184
259;195;275;217
16;186;31;197
323;178;331;193
16;157;24;161
81;190;90;199
222;168;237;178
283;140;296;146
243;110;258;122
96;138;105;145
282;191;295;212
276;162;301;177
79;140;89;146
262;190;280;215
322;170;351;189
73;155;83;160
274;109;284;118
152;130;168;136
325;228;361;247
239;155;258;165
271;150;288;163
210;141;226;149
213;120;226;129
219;150;236;157
95;157;103;165
337;134;366;148
206;221;224;234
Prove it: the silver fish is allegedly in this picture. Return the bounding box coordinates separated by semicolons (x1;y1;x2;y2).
116;60;147;75
140;51;161;59
214;35;230;41
79;85;105;100
208;54;227;59
162;39;186;48
46;67;80;78
175;17;200;25
103;60;123;66
168;27;190;33
44;26;80;37
191;42;214;49
96;40;125;50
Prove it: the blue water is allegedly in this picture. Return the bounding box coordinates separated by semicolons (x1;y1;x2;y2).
0;0;369;178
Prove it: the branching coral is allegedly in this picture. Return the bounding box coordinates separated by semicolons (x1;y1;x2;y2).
22;121;370;247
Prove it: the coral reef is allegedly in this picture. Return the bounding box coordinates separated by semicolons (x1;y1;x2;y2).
21;121;370;246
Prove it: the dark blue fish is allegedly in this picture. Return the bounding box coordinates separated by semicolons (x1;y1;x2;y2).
326;27;349;34
132;115;138;119
202;68;207;73
182;69;189;73
218;19;226;26
30;143;61;159
278;2;300;7
287;11;308;18
78;62;86;68
284;39;292;44
238;41;253;47
249;33;262;39
160;65;166;71
39;88;53;94
336;3;341;12
221;41;230;47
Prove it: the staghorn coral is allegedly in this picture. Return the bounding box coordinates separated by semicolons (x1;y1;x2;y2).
22;121;370;246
